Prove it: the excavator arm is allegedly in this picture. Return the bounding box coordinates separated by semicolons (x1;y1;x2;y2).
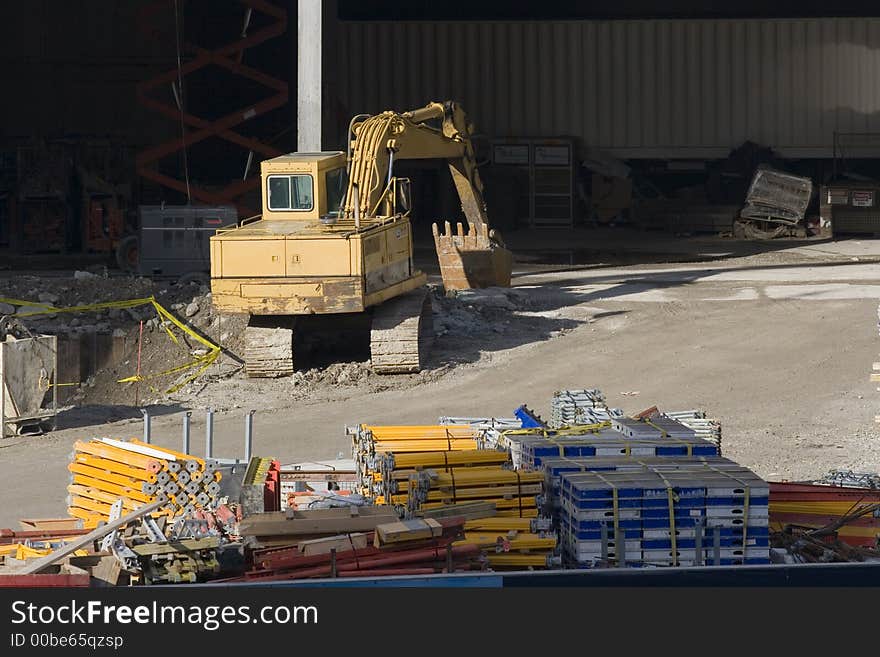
343;101;487;227
342;101;511;289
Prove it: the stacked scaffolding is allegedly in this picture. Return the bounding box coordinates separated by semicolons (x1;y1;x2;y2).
67;439;221;528
351;423;559;569
351;424;481;484
662;410;722;452
504;421;718;472
550;389;623;428
559;461;770;567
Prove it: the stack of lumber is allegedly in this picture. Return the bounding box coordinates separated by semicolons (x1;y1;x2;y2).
769;481;880;547
66;439;222;527
229;517;483;582
238;506;398;549
559;460;770;567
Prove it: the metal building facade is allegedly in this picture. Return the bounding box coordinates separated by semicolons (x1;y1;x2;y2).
336;18;880;159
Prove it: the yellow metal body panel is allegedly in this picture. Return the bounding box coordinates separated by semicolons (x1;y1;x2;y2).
210;151;424;317
240;282;323;299
214;240;286;277
285;239;351;276
212;276;363;315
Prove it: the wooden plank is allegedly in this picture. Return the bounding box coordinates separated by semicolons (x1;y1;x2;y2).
375;518;442;547
18;500;162;575
19;518;83;532
298;533;369;556
89;555;123;586
131;537;220;556
240;507;398;537
417;501;497;521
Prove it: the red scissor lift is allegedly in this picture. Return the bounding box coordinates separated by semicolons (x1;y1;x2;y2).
135;0;289;217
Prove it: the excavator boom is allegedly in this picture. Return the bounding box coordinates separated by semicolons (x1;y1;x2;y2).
343;101;512;290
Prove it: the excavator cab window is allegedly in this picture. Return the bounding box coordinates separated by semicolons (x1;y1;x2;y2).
267;174;313;212
325;167;348;217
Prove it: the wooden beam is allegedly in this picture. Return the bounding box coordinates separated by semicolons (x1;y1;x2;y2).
131;538;219;556
17;501;162;575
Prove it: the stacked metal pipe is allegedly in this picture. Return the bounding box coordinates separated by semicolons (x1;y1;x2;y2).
379;464;545;516
550;389;623;428
661;410;722;452
66;438;221;527
456;515;560;569
351;423;560;568
351;424;481;486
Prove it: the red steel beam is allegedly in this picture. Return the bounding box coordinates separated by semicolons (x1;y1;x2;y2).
0;573;91;587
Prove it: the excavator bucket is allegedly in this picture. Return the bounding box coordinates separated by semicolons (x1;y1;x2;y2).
432;221;513;291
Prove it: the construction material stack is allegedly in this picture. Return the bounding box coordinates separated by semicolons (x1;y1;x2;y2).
498;397;769;568
550;389;623;428
351;423;560;569
559;460;769;567
66;439;221;527
232;515;483;582
661;410;722;452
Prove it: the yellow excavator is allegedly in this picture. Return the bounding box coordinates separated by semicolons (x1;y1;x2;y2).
209;101;512;377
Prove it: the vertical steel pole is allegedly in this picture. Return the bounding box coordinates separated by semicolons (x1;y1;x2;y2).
244;409;255;462
141;408;151;444
205;407;214;458
182;411;191;455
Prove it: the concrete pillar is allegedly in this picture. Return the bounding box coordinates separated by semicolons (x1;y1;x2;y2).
297;0;323;152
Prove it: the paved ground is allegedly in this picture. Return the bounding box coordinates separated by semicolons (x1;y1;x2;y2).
3;234;880;528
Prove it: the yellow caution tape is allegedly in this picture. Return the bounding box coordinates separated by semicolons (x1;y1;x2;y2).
0;296;156;317
0;295;222;394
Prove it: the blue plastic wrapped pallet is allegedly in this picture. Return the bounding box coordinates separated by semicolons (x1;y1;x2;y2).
557;460;770;568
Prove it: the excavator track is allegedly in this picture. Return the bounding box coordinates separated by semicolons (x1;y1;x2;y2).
243;323;294;378
370;288;434;374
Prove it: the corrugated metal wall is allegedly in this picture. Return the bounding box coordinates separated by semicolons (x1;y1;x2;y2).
336;18;880;158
